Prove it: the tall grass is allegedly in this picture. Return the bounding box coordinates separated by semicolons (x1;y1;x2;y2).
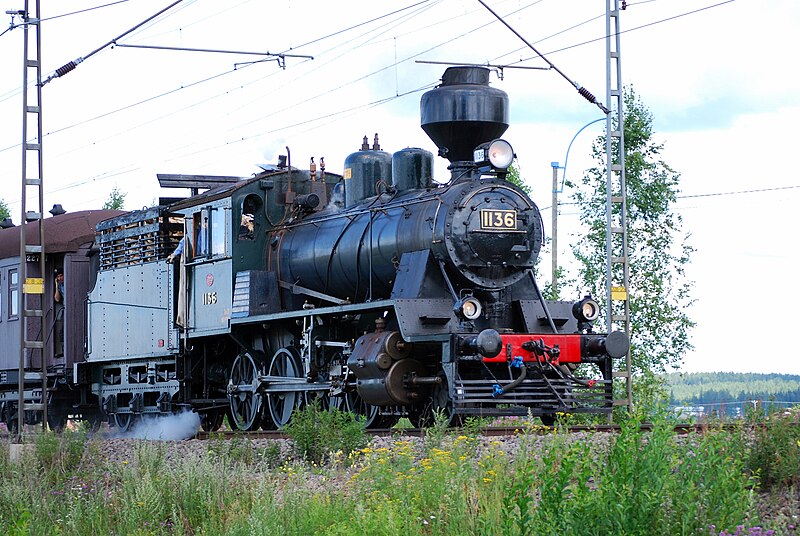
0;409;797;535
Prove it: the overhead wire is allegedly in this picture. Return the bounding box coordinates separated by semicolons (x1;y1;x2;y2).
122;0;248;43
162;82;438;167
507;0;737;67
223;0;441;119
1;0;745;201
539;184;800;213
27;81;437;200
0;1;131;40
3;1;449;193
217;0;549;137
37;0;436;165
39;1;131;23
0;0;437;157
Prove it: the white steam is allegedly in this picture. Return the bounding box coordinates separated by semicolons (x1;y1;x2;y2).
111;411;201;441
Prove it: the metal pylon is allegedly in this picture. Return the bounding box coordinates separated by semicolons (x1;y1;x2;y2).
17;0;47;441
605;0;632;412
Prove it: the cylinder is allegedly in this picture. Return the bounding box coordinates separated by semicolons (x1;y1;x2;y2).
392;147;433;192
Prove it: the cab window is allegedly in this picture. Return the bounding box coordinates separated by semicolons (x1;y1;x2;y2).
193;211;209;259
191;207;227;260
239;194;262;241
210;207;226;256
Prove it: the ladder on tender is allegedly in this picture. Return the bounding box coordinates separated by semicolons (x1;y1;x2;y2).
605;0;632;412
17;0;48;439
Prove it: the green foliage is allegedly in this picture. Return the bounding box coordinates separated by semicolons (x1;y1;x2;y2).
0;198;9;221
570;87;695;409
504;162;531;194
422;408;452;452
746;409;800;490
284;401;369;465
503;413;755;535
461;415;489;438
206;432;271;466
102;186;126;210
34;429;87;484
667;372;800;407
1;414;795;535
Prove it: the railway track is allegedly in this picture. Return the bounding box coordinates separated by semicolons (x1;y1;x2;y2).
191;422;756;441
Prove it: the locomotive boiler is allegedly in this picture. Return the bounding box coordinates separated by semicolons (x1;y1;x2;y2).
244;66;629;427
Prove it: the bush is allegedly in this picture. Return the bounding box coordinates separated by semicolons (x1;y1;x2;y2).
746;409;800;490
34;429;86;483
285;401;368;465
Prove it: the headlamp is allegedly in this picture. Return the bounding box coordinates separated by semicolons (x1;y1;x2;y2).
454;296;483;321
473;139;515;170
572;296;600;323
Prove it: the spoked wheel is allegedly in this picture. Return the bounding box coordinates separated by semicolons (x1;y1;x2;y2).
113;413;137;433
200;411;224;432
343;391;381;428
266;347;304;429
5;406;19;435
47;410;68;433
228;352;263;431
432;379;461;426
86;413;102;434
539;414;556;427
411;377;460;428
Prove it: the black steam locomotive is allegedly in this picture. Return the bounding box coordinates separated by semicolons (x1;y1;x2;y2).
0;67;627;432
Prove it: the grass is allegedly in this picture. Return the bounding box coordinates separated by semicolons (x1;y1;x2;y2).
0;408;797;535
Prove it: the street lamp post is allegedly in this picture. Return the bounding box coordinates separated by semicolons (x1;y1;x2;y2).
549;118;606;296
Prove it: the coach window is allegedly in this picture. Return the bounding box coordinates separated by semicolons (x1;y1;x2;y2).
8;269;18;320
0;271;3;322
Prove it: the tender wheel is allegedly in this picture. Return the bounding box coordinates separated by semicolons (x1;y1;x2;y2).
86;413;102;434
113;413;137;433
266;347;304;429
228;352;263;431
5;408;19;435
47;410;68;433
200;411;224;432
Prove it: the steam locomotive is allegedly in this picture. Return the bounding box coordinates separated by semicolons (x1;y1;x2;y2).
0;66;628;432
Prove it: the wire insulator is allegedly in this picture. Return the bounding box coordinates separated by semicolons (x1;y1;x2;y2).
578;86;597;104
55;61;77;77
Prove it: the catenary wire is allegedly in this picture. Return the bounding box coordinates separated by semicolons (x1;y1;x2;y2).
1;0;744;200
0;0;440;154
508;0;737;66
29;0;436;162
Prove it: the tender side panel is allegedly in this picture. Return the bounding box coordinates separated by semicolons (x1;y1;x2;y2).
86;263;177;362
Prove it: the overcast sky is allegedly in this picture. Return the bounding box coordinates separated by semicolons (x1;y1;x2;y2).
1;0;798;374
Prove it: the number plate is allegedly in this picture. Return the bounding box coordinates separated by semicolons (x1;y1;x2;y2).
480;209;517;231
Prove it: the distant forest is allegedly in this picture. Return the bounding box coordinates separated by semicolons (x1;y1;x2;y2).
666;372;800;408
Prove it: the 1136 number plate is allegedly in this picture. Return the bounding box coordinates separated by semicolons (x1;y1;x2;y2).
480;209;517;231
